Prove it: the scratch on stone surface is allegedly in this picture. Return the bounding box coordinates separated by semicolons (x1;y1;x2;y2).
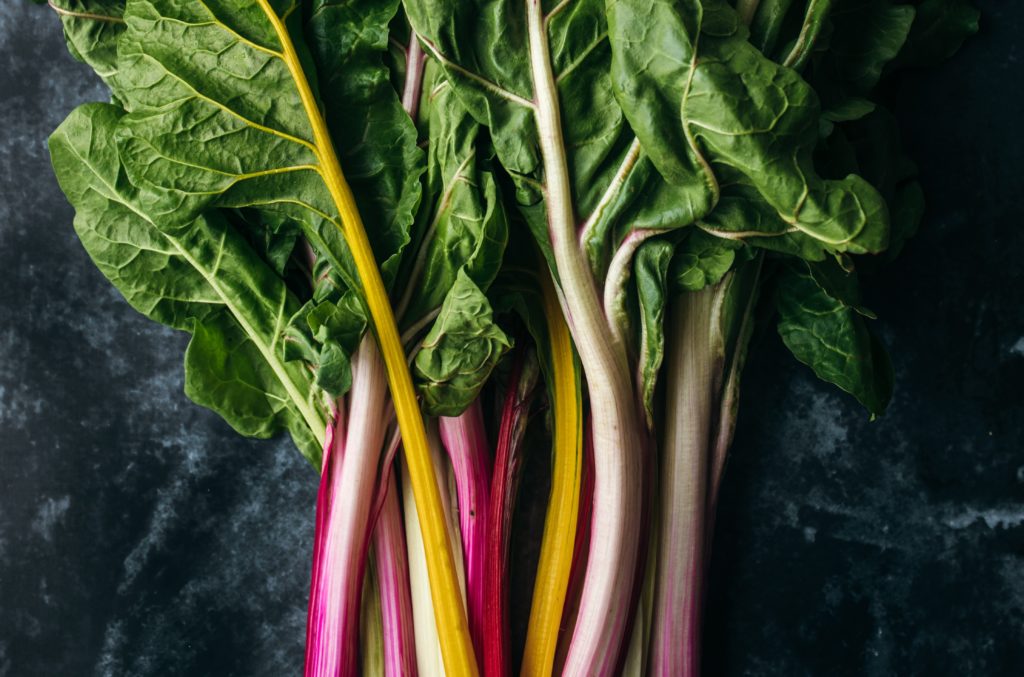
95;619;125;677
1010;337;1024;357
31;496;70;541
944;506;1024;530
117;434;211;594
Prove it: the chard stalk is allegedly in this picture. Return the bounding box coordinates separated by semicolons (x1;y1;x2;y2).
552;426;595;674
438;401;492;661
403;423;468;677
374;472;418;677
305;338;389;677
525;2;645;672
362;560;386;676
735;0;762;25
484;351;538;677
401;35;426;121
650;287;719;676
522;274;584;677
254;7;475;671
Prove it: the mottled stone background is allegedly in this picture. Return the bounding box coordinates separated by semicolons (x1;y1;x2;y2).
1;2;1021;676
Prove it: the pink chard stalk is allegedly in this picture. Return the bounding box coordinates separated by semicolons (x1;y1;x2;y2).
483;351;538;677
305;338;390;677
438;399;492;661
373;471;418;676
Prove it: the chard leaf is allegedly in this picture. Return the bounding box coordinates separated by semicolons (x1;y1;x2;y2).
306;0;424;283
749;0;799;56
823;97;877;123
396;62;509;327
47;0;126;87
821;108;924;260
672;230;738;293
414;271;512;416
283;262;368;398
634;239;673;426
404;0;694;278
607;0;889;256
806;0;916;106
782;0;835;70
776;263;893;415
110;0;418;294
230;209;302;279
894;0;980;68
49;102;326;462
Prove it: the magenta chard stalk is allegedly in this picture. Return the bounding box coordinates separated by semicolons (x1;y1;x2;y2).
373;471;418;676
438;400;491;661
305;338;390;677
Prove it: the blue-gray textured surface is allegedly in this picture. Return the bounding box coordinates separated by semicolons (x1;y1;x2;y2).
0;2;1021;676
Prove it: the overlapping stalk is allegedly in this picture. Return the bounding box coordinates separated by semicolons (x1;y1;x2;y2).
41;0;980;675
522;272;585;676
305;338;389;675
439;403;492;660
483;350;536;677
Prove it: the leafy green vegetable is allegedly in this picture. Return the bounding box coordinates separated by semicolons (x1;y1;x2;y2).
36;0;980;673
49;102;325;462
47;0;125;88
607;0;889;256
414;271;511;415
776;262;893;414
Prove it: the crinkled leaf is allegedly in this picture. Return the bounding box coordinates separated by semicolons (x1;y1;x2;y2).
404;0;694;282
283;264;367;398
823;108;924;260
229;209;303;279
806;258;876;318
776;263;893;415
700;180;856;261
607;0;889;256
672;229;738;293
110;0;417;296
306;0;425;284
414;271;512;416
48;0;126;88
49;102;325;463
396;61;508;326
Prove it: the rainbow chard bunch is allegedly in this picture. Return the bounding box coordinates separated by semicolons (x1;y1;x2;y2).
41;0;977;675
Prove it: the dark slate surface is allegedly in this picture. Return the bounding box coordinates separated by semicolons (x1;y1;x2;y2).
1;2;1021;676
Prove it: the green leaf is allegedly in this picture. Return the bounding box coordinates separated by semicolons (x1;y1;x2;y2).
671;230;738;293
110;0;418;295
607;0;889;256
749;0;799;56
414;270;512;416
823;108;924;260
283;262;368;398
806;0;916;106
306;0;425;284
634;239;673;426
893;0;980;69
47;0;126;88
776;263;893;415
396;61;509;327
49;102;326;462
782;0;835;71
403;0;695;281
